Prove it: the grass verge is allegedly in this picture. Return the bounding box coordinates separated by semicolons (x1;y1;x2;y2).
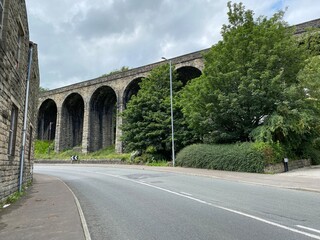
35;140;130;161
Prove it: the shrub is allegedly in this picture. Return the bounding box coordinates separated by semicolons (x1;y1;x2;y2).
304;148;320;165
252;141;284;165
302;139;320;165
176;142;284;173
34;140;54;155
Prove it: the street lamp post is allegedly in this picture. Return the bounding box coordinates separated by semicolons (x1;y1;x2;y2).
162;57;175;167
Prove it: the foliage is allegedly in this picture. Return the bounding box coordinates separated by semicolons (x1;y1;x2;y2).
300;29;320;56
251;55;320;155
176;142;272;173
1;180;32;207
34;141;130;160
251;141;284;165
4;191;24;205
146;160;169;167
34;140;54;155
39;86;49;93
303;144;320;165
180;2;307;144
298;56;320;100
121;64;197;159
101;66;130;77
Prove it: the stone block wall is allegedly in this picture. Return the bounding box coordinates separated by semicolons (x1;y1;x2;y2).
264;159;311;174
0;0;39;202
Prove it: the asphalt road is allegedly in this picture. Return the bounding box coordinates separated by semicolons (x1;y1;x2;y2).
34;165;320;240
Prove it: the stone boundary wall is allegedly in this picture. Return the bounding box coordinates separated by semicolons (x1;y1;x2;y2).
264;159;311;174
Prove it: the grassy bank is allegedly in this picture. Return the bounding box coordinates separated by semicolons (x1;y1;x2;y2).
35;140;130;161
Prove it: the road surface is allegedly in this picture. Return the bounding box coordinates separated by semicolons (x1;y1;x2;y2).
34;165;320;240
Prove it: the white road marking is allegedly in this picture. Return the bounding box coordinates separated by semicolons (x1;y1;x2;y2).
57;177;92;240
180;191;193;196
93;171;320;240
296;225;320;234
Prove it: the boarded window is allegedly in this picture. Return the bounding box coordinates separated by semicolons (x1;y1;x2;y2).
16;33;22;61
8;105;18;156
16;26;24;68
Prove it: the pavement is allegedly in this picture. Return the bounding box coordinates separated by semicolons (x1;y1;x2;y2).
0;173;86;240
0;164;319;240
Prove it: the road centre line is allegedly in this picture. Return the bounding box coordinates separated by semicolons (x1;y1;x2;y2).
296;225;320;234
180;191;193;196
92;171;320;240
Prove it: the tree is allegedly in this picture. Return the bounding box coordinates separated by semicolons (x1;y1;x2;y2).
180;2;307;144
300;30;320;56
251;56;320;155
121;64;197;159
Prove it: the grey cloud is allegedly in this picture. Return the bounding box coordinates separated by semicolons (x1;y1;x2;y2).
71;0;163;39
26;0;320;89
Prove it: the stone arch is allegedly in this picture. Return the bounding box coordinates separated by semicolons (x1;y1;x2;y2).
176;66;202;86
89;86;117;152
37;99;57;141
123;77;143;108
60;93;84;151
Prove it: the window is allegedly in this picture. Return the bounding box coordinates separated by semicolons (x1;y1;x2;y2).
0;0;4;37
15;27;24;68
16;32;22;61
8;105;18;156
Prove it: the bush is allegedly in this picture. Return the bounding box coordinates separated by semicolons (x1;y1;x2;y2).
176;142;284;173
304;148;320;165
302;139;320;165
252;141;284;165
34;140;54;155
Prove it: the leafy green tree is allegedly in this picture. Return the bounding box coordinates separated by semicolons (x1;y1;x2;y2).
300;30;320;56
251;56;320;155
121;64;197;159
180;2;307;144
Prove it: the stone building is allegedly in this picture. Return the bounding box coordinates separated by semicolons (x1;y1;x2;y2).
0;0;39;202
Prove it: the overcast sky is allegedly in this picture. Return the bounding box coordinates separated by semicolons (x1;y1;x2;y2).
26;0;320;89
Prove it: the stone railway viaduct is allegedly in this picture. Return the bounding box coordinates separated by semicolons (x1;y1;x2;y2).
38;50;206;153
38;18;320;154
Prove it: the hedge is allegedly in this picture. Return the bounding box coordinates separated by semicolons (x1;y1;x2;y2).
175;142;281;173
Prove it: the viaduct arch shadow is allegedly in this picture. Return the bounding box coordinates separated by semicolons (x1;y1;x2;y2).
123;77;143;108
61;93;84;151
89;86;117;152
37;99;57;141
176;66;202;86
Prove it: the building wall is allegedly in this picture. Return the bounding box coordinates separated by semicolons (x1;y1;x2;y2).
0;0;39;202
